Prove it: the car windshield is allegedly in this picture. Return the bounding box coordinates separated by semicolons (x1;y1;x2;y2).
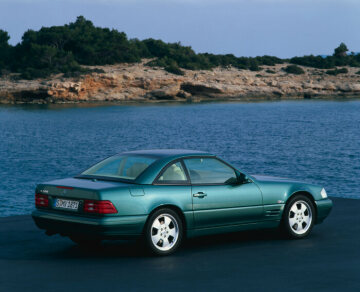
80;155;157;180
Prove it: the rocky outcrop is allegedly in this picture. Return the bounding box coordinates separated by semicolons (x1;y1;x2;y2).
1;61;360;104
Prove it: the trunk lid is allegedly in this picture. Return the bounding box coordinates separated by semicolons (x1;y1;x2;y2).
35;177;132;214
37;177;132;198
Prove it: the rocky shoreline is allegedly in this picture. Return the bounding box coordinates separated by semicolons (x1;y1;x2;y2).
1;60;360;104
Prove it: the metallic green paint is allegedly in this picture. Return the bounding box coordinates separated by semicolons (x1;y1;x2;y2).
191;183;263;228
32;150;333;240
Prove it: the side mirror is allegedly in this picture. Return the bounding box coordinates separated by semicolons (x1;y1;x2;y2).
236;172;251;184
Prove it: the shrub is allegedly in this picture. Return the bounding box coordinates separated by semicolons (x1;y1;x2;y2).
249;60;260;71
283;65;305;75
265;69;276;74
356;70;360;75
91;68;105;74
290;55;336;69
63;71;85;78
325;68;348;75
20;68;52;79
255;55;284;66
164;62;184;75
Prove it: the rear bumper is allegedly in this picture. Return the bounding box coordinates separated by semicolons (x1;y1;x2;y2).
315;198;333;224
32;209;147;239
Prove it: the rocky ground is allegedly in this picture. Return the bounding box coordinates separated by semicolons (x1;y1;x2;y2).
1;60;360;104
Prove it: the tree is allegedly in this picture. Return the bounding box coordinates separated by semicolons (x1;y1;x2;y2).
0;29;11;69
0;29;10;47
334;43;348;57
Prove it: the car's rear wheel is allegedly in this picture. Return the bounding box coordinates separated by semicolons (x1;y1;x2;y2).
69;235;101;247
283;195;315;238
144;208;183;256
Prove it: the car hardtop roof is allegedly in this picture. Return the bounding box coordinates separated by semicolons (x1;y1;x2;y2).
120;149;214;158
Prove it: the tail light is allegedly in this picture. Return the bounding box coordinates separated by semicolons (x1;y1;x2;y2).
83;200;117;214
35;193;49;208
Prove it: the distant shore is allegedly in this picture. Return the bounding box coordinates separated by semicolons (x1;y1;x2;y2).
1;60;360;104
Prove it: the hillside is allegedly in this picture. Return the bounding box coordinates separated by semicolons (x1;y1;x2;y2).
1;60;359;104
1;17;360;104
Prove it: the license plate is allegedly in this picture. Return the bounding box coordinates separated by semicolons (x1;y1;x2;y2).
54;198;79;210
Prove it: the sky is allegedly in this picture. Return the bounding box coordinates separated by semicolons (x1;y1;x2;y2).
0;0;358;58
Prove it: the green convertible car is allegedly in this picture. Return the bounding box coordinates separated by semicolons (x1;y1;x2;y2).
32;149;332;255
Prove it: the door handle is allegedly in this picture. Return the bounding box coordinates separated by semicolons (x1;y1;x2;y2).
193;192;207;198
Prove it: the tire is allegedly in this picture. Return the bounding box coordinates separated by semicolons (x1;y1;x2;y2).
282;195;315;239
69;235;102;247
144;208;183;256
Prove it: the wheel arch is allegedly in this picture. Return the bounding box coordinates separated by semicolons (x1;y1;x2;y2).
285;191;318;218
143;204;187;236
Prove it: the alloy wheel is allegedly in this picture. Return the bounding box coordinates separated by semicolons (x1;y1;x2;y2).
288;200;312;235
150;213;179;251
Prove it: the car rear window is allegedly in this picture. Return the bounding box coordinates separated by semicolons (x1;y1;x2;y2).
81;155;157;180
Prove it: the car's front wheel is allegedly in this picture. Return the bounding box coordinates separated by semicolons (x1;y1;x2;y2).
283;195;315;238
144;208;183;256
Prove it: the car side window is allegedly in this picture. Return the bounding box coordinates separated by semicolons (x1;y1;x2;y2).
183;158;237;184
157;162;188;184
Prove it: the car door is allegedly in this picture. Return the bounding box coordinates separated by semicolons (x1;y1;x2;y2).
183;157;263;229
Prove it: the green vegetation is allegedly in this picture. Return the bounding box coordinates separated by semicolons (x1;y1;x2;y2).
164;62;184;75
265;69;276;74
283;65;305;75
0;29;10;76
289;43;360;69
334;42;348;57
0;16;359;79
356;70;360;75
0;17;146;79
325;68;348;75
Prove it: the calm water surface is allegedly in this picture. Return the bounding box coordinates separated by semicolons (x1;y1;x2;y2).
1;101;359;216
